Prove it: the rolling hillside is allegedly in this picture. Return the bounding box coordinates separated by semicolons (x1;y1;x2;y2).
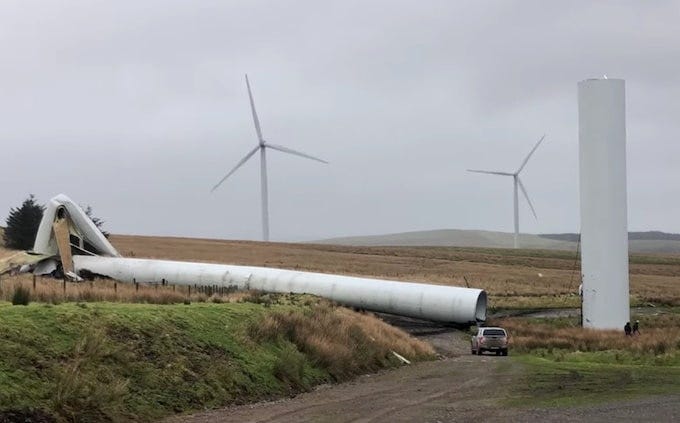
318;229;575;250
317;229;680;254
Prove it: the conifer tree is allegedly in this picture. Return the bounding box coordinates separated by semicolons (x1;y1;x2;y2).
83;205;110;238
3;195;44;250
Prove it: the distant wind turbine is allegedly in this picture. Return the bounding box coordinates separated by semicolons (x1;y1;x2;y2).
211;75;328;241
468;135;546;249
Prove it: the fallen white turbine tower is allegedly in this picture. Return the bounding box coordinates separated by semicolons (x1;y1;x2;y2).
30;195;487;324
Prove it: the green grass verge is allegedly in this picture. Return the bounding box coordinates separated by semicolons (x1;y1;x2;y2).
508;355;680;408
500;309;680;408
0;298;429;421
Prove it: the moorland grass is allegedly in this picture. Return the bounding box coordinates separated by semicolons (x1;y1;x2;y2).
493;313;680;362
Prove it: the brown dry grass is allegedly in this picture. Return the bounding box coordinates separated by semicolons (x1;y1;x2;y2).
249;302;435;381
494;313;680;355
0;273;244;305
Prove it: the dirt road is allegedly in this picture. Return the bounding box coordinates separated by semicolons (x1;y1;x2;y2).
168;328;516;422
167;315;679;422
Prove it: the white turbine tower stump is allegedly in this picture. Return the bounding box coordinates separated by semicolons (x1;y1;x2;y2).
468;135;546;249
211;75;328;242
578;78;629;330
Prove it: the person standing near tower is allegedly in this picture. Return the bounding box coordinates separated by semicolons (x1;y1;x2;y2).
632;320;640;335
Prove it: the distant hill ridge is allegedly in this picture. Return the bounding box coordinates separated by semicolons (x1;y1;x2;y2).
317;229;680;254
541;231;680;242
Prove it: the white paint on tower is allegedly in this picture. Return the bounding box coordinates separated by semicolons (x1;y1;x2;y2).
578;78;630;330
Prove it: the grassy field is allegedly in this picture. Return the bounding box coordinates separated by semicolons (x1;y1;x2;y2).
3;234;677;308
109;234;680;309
2;235;679;308
487;312;680;407
0;297;433;421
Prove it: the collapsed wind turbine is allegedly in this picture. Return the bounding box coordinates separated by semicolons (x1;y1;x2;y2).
468;135;546;249
16;194;488;325
211;75;328;241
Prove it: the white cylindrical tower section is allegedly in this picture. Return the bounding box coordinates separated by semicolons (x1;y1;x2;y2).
578;78;629;330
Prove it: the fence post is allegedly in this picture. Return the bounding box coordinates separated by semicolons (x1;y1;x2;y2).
63;279;66;295
33;274;37;291
188;285;191;296
134;278;139;292
114;281;117;293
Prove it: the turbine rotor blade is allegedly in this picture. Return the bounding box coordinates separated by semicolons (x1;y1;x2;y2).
467;169;514;176
517;177;537;219
516;134;546;174
266;143;329;164
245;74;264;142
210;146;261;192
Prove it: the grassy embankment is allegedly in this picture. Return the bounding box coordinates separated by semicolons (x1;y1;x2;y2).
488;311;680;407
0;296;434;422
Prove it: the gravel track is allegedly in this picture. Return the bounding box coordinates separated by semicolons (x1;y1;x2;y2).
166;313;680;422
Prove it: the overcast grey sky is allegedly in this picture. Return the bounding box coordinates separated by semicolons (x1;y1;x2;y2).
1;0;678;241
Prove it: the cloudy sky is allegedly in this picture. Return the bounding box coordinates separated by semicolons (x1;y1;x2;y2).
1;0;678;241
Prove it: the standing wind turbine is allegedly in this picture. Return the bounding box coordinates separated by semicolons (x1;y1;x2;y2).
468;135;546;249
211;75;328;241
